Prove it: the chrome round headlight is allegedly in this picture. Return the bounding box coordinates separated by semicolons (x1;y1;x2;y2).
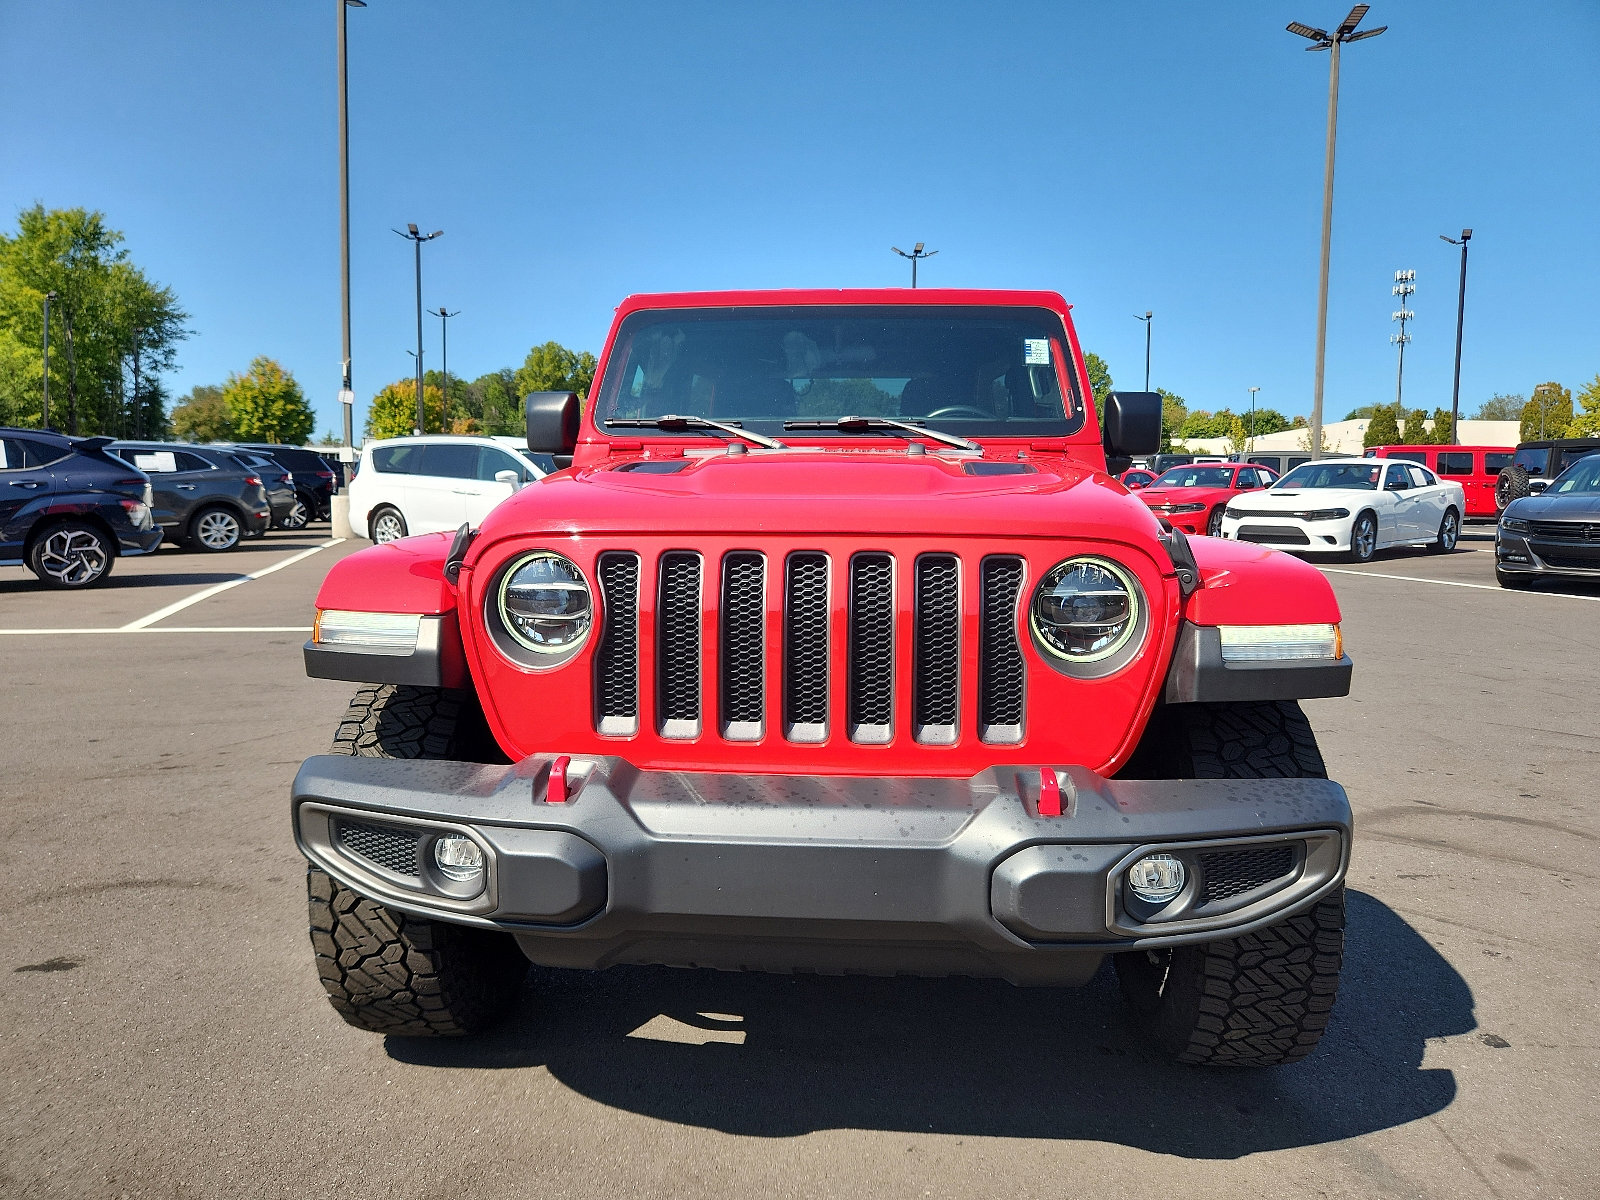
1030;557;1143;669
498;552;591;653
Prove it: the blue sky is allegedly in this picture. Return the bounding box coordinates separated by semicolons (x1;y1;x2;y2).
3;1;1596;437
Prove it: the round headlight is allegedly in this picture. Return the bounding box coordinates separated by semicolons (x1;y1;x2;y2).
1030;557;1142;664
498;552;592;653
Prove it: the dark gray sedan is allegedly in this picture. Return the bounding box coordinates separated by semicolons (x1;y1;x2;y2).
1496;454;1600;587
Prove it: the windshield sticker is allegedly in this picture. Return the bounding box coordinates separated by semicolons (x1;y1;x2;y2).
1023;339;1050;365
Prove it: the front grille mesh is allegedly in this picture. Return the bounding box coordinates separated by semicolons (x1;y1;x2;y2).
978;557;1025;740
1200;844;1297;904
848;554;895;740
594;553;640;733
658;552;702;732
337;820;420;878
913;555;960;741
784;553;830;737
720;553;766;736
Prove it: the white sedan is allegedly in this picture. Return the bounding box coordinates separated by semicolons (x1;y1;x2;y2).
1218;457;1466;564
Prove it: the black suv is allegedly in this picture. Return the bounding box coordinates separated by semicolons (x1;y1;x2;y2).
1;428;162;587
1496;437;1600;509
237;443;338;525
109;442;270;552
223;448;298;530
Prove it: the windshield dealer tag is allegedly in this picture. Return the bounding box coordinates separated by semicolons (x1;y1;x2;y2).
1023;339;1050;365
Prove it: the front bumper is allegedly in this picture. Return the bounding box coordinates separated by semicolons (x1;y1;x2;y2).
1496;529;1600;578
1219;513;1351;553
292;756;1351;985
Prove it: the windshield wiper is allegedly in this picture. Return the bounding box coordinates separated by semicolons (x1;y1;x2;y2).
782;415;980;452
605;415;787;450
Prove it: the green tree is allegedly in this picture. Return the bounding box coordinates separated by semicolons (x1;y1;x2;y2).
170;384;235;442
0;204;187;434
1363;405;1400;448
1402;407;1432;444
366;379;445;440
1471;392;1525;421
1430;407;1455;446
1226;414;1249;455
1521;382;1573;441
1570;374;1600;436
1080;351;1114;415
468;368;524;436
221;357;314;444
1291;415;1307;429
1343;404;1384;420
515;341;597;402
1156;388;1186;448
1177;409;1233;440
1245;408;1291;437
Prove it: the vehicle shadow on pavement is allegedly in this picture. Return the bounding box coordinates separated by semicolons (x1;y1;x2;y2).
0;571;243;594
386;890;1473;1155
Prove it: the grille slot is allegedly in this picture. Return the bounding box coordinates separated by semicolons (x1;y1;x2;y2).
783;553;830;742
336;820;421;878
1200;843;1298;905
720;553;766;739
1237;525;1310;546
657;552;703;737
978;556;1025;743
847;553;894;743
594;552;640;735
913;555;960;744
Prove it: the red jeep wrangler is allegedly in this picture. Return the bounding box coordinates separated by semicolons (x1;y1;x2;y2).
295;289;1353;1066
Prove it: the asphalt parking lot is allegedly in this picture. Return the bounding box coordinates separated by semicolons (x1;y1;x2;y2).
1;525;1596;1200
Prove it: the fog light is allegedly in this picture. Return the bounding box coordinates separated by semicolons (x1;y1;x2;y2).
433;836;485;883
1127;853;1186;904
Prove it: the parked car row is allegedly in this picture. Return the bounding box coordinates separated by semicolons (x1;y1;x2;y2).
1496;451;1600;588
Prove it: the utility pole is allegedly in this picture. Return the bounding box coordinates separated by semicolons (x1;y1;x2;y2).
337;0;365;459
41;291;55;430
1135;311;1153;390
891;243;938;287
1440;228;1472;445
130;326;143;439
395;224;443;434
1287;5;1388;458
1248;386;1261;452
1391;269;1415;422
428;307;459;421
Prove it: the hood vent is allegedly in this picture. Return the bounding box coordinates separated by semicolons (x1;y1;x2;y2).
962;462;1034;477
612;460;689;475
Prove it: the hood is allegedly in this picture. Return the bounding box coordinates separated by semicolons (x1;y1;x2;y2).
1230;488;1372;511
476;447;1164;545
1505;491;1600;520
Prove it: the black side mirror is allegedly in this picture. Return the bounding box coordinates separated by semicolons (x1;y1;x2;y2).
1102;391;1162;458
525;391;579;456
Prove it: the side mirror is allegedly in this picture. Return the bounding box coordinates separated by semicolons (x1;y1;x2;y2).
494;469;521;491
1102;391;1162;458
525;391;580;456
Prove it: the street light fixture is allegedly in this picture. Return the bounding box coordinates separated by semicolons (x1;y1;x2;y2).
394;224;443;434
337;0;364;459
41;291;57;430
1440;228;1472;445
1134;311;1153;390
428;307;460;418
891;242;938;288
1248;386;1261;452
1287;4;1388;459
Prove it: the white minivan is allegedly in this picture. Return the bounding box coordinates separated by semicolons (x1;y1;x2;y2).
348;435;547;542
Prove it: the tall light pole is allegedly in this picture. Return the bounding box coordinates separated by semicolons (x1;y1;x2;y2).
428;307;459;418
1287;5;1387;459
1440;228;1472;445
891;242;938;287
1135;310;1153;390
395;224;442;434
1391;268;1415;420
337;0;364;458
41;291;56;430
1248;386;1261;452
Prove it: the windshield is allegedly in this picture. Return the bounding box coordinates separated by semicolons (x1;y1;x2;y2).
591;305;1086;440
1153;466;1234;488
1275;461;1381;490
1549;456;1600;495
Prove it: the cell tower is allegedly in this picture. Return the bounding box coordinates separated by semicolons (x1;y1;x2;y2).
1390;269;1416;414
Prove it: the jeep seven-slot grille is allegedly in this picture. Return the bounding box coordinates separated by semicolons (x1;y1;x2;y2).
591;549;1025;747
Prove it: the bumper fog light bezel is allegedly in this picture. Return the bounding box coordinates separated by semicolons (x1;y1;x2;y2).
297;802;498;913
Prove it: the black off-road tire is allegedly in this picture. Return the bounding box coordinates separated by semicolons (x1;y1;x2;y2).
1496;464;1530;510
307;684;522;1036
1115;700;1345;1066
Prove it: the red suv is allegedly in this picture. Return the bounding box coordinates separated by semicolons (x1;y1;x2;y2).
292;289;1353;1066
1137;462;1277;536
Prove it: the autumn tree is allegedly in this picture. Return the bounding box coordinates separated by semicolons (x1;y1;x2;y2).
221;357;314;444
1521;382;1572;441
1226;415;1249;455
171;384;235;441
366;379;445;440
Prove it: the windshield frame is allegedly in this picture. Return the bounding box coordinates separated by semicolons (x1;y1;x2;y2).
588;303;1089;443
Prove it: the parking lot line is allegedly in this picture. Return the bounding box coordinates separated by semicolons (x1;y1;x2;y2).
120;538;342;630
1319;565;1600;600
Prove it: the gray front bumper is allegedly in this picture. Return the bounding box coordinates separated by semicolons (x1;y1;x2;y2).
292;756;1351;985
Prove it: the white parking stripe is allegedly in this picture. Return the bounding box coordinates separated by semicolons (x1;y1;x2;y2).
119;539;342;630
1319;566;1600;601
0;626;313;636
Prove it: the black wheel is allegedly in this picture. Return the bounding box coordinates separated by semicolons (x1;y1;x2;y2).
370;505;407;543
190;505;242;552
1496;464;1530;510
1428;507;1460;554
26;520;115;588
1346;511;1377;563
1115;701;1345;1066
308;684;522;1036
1496;569;1534;590
1206;506;1225;537
281;494;311;531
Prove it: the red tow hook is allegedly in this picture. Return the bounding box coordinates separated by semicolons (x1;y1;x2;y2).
545;755;572;804
1037;767;1063;817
